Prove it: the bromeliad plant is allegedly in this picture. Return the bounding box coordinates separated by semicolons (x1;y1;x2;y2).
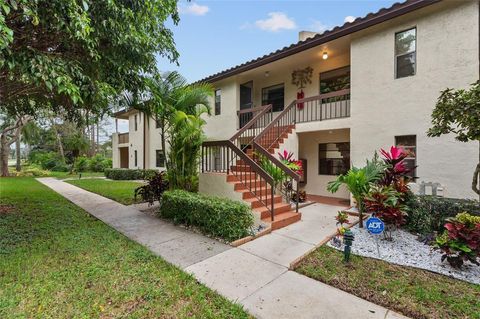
278;150;303;175
435;212;480;268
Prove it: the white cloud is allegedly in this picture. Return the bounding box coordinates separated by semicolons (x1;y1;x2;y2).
344;15;356;23
309;20;330;33
254;12;297;32
179;3;209;16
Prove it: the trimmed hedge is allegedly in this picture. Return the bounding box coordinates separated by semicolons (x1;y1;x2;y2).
160;190;254;242
406;195;480;234
104;168;158;180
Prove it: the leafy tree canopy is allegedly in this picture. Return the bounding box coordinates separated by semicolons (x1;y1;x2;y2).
427;81;480;196
0;0;180;122
427;81;480;142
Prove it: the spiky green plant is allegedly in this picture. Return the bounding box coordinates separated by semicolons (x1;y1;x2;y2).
327;160;386;227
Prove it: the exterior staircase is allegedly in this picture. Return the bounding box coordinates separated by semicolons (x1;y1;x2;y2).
201;90;351;232
227;124;300;230
201;104;301;231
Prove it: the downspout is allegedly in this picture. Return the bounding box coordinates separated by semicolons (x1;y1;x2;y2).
143;112;146;169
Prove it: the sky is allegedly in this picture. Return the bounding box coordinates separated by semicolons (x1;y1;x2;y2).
115;0;398;133
157;0;398;83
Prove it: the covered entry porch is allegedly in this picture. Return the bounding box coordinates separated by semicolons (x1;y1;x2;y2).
297;128;350;203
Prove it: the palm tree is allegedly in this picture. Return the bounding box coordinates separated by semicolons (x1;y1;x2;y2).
118;72;212;172
167;106;209;191
327;159;385;227
144;72;212;167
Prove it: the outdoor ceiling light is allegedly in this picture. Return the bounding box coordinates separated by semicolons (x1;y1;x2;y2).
322;52;329;60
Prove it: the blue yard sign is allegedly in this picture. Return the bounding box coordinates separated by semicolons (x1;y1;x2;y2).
366;217;385;235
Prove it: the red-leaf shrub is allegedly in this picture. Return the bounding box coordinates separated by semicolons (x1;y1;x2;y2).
435;212;480;268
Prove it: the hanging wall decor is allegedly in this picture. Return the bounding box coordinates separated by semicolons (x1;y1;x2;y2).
291;67;313;110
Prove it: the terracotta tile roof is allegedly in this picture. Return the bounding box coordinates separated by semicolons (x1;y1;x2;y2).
197;0;441;84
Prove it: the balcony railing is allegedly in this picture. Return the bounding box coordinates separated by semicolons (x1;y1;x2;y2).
118;132;129;144
236;89;350;127
296;89;350;123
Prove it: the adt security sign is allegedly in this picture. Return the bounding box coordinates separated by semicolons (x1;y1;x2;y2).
366;217;384;235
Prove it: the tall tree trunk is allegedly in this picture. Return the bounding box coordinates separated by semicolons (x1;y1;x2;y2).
51;122;65;162
91;123;95;156
0;116;30;177
15;129;21;171
0;134;10;176
96;122;99;154
473;141;480;199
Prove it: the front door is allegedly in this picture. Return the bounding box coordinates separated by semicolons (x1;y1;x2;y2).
239;81;253;128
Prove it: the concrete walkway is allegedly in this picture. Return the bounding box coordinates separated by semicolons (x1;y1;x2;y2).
38;177;408;319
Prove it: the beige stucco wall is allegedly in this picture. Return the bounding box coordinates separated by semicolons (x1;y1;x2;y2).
198;173;244;202
127;111;144;169
203;79;239;140
298;129;350;199
350;0;479;199
145;117;166;171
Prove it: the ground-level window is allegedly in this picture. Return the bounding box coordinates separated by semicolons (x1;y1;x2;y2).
318;142;350;175
395;27;416;78
395;135;417;179
156;150;165;167
215;89;221;115
134;150;138;167
262;83;284;112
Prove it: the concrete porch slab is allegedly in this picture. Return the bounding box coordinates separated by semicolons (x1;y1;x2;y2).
185;248;287;302
238;233;314;267
242;271;402;319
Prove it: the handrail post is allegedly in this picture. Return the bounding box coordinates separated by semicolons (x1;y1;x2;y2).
295;180;299;213
226;147;230;175
271;185;275;222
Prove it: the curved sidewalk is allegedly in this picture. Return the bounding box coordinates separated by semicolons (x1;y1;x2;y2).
38;177;408;319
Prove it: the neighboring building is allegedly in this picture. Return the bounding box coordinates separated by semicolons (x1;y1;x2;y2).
112;0;479;229
112;109;166;171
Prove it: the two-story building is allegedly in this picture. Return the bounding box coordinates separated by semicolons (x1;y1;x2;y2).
112;0;479;229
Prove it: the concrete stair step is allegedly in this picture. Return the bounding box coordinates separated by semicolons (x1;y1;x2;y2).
244;195;283;209
262;211;302;230
239;187;273;199
255;202;292;219
230;179;267;191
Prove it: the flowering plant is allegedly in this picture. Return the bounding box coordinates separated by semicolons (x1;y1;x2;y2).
278;150;303;175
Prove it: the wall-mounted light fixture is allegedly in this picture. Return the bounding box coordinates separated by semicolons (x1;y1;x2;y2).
322;52;329;60
264;71;270;77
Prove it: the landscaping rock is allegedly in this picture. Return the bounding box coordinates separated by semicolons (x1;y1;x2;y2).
329;225;480;285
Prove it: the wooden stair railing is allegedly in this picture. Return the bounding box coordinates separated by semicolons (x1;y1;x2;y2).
202;104;279;220
253;101;301;214
201;140;276;220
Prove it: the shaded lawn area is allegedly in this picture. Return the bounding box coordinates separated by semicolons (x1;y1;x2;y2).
50;171;105;180
296;245;480;319
66;179;142;205
0;178;250;319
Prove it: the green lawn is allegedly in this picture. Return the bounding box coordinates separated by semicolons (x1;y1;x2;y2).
0;178;250;318
66;179;142;205
50;171;105;180
296;245;480;319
